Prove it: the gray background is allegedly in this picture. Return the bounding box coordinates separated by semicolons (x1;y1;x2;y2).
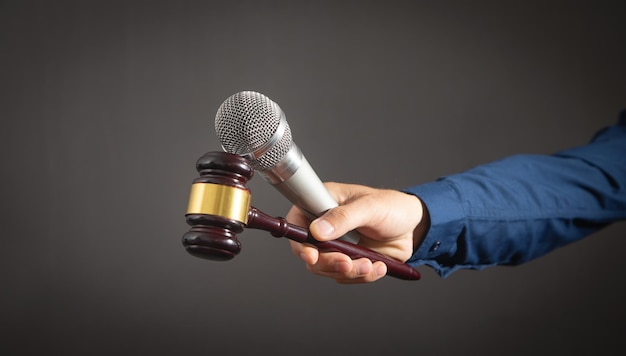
1;0;625;355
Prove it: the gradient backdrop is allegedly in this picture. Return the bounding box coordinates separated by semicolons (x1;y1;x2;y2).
1;1;625;355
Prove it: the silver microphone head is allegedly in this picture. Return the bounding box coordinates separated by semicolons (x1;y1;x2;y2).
215;91;293;171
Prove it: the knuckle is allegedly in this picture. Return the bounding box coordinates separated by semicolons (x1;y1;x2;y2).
328;206;352;225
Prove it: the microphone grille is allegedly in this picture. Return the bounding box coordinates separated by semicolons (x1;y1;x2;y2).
214;91;293;170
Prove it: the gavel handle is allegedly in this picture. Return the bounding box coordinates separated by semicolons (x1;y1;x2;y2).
247;207;421;281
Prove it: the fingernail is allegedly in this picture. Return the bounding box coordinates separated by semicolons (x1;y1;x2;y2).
376;264;386;277
334;260;351;273
312;218;334;238
356;263;371;275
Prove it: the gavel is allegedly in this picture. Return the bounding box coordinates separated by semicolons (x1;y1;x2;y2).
181;151;421;281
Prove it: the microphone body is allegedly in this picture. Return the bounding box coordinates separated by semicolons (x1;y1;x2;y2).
214;91;359;243
263;143;336;216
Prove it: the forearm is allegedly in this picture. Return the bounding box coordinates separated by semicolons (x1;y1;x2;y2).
404;115;626;277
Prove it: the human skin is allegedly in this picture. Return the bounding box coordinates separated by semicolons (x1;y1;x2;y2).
286;182;429;284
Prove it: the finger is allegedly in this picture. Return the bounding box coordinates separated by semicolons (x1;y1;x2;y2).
286;182;371;242
288;240;319;265
285;205;310;228
309;194;378;241
305;255;387;283
334;261;388;284
286;205;320;264
304;252;353;276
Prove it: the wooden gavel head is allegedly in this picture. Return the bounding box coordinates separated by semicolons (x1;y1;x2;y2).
182;151;254;261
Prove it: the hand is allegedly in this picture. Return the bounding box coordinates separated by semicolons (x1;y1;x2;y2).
286;182;429;284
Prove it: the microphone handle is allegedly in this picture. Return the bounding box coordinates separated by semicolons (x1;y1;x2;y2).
268;153;361;244
247;207;421;281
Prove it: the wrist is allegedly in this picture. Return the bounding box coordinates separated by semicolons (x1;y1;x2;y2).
412;195;430;250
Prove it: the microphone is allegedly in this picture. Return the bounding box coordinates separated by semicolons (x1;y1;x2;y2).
214;91;359;244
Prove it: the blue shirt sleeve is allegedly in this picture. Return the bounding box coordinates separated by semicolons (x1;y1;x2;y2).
403;112;626;278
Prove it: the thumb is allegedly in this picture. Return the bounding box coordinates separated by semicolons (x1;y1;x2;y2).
309;203;369;241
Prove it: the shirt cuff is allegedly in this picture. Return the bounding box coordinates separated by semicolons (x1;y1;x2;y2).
402;178;466;277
